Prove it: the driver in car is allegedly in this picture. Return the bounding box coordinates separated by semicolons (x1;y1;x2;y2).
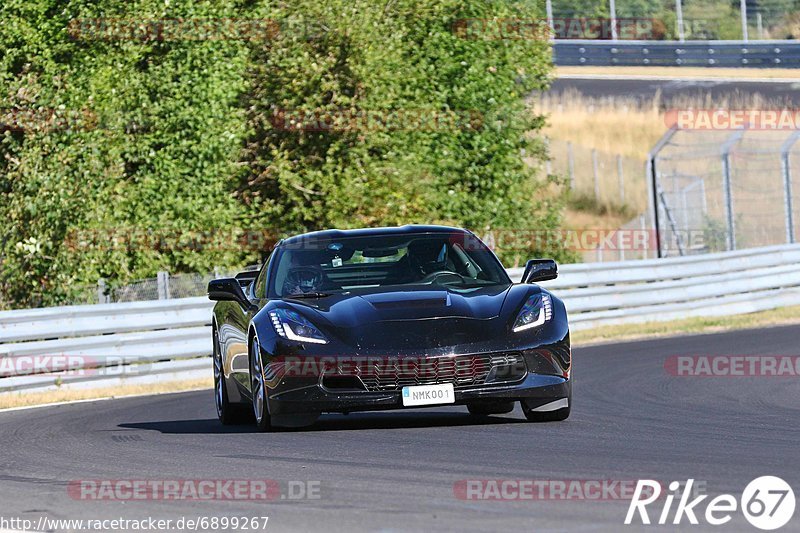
408;240;451;280
282;264;325;295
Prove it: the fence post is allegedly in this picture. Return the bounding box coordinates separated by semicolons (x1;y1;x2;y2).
567;142;575;190
157;271;171;300
546;0;555;40
592;149;600;201
780;131;800;244
675;0;685;41
97;279;107;304
544;138;552;176
639;215;647;259
720;130;744;251
647;127;679;259
740;0;748;42
756;13;763;40
609;0;618;41
617;154;625;205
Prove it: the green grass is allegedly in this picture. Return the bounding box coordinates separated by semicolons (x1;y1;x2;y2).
572;306;800;346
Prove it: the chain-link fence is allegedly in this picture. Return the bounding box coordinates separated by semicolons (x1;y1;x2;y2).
652;128;800;257
547;0;800;41
68;266;259;306
548;139;648;214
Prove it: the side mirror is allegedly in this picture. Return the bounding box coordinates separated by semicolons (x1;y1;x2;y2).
208;278;251;306
521;259;558;283
234;270;259;288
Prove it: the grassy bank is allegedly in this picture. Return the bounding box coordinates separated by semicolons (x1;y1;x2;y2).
572;305;800;346
0;377;213;410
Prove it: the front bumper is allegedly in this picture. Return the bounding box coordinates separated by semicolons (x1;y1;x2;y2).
249;297;573;419
267;372;570;416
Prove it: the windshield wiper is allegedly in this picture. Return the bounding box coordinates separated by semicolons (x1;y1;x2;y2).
284;292;332;299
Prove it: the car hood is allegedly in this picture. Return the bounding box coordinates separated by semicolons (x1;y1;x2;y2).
261;283;543;352
291;285;510;326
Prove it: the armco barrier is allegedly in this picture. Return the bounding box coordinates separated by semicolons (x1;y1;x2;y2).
553;40;800;68
2;243;800;392
509;243;800;329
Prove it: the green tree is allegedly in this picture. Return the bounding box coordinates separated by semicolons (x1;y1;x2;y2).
1;0;249;307
241;0;569;264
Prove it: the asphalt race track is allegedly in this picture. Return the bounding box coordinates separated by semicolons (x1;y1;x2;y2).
548;77;800;106
1;325;798;532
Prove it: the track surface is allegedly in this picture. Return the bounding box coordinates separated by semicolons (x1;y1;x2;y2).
1;325;799;532
549;77;800;105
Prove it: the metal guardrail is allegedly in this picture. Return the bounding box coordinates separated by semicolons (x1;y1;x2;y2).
554;40;800;67
509;243;800;329
2;243;800;392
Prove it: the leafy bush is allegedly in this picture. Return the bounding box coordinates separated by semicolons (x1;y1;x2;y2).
241;0;570;264
1;0;566;309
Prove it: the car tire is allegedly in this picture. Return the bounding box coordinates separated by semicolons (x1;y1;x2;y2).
213;327;250;425
521;398;570;422
467;401;515;416
250;336;273;432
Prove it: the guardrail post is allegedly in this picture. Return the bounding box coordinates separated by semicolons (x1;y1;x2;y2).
157;271;171;300
780;131;800;244
592;149;600;201
97;279;108;304
721;130;744;251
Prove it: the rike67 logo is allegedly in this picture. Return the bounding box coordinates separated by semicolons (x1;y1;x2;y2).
626;477;795;530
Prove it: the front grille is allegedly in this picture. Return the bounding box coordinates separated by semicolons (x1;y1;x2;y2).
325;353;526;392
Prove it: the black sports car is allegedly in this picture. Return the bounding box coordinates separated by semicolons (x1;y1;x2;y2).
208;225;571;430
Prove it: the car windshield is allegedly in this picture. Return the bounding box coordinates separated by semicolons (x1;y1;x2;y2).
268;231;510;298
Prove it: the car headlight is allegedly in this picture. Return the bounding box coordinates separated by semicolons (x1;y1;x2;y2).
269;308;328;344
513;293;553;332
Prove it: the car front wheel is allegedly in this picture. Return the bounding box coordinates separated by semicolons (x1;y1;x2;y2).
214;327;249;425
250;336;272;432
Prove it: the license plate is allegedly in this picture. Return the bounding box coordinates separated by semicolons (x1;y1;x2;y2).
401;383;455;407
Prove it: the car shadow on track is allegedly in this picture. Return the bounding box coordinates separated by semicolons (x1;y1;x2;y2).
119;411;527;434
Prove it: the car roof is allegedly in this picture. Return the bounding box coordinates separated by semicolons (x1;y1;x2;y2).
279;225;471;247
